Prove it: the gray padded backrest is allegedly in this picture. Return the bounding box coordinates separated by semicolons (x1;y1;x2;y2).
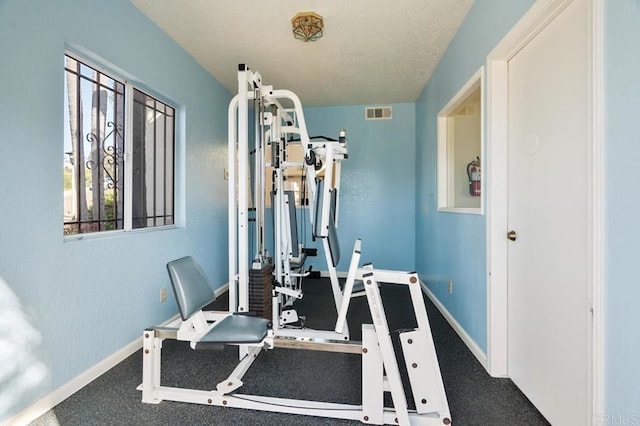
327;212;340;267
271;191;300;258
167;256;215;320
314;179;340;266
314;179;325;238
286;191;300;258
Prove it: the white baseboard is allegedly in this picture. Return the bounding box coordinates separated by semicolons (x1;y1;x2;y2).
214;282;229;297
6;283;236;426
6;278;482;426
420;281;488;370
2;312;181;426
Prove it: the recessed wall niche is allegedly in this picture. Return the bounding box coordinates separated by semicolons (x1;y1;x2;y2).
437;67;484;214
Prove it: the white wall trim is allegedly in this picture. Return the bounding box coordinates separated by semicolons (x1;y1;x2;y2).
2;335;145;426
214;282;230;298
436;67;484;214
590;0;605;417
485;43;510;379
421;281;487;369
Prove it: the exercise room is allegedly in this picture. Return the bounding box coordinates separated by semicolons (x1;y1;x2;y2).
1;1;638;425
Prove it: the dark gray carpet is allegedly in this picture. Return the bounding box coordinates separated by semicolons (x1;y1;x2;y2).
32;278;549;425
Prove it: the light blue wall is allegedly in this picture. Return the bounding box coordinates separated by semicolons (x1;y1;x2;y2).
302;104;416;271
0;0;230;419
415;0;535;353
603;0;640;417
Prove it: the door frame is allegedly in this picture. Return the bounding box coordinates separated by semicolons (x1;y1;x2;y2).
485;0;604;417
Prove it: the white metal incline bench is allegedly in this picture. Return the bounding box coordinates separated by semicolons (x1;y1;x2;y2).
139;253;452;425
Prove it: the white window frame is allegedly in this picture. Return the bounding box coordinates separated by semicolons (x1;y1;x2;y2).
63;52;177;239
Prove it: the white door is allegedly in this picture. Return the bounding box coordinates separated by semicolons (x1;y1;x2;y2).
507;0;590;424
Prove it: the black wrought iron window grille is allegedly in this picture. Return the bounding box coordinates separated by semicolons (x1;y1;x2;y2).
63;55;175;236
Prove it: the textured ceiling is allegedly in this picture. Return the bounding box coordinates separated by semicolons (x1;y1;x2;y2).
130;0;474;106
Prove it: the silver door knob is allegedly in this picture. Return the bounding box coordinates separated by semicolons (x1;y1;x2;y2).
507;230;517;241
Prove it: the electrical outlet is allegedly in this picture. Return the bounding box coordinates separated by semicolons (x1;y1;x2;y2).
160;287;167;302
224;168;229;180
448;280;453;294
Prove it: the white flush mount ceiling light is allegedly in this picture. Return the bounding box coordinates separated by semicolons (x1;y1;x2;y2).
291;12;323;42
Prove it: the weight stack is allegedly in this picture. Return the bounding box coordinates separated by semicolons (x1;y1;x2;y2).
248;261;273;320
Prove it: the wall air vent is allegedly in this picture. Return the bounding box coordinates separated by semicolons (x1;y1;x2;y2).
365;106;392;120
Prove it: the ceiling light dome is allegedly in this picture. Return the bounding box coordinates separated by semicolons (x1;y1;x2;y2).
291;12;323;42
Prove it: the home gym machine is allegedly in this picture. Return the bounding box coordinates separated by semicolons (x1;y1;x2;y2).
139;65;451;425
228;64;350;340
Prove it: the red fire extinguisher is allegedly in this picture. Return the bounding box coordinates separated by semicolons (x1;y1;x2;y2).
467;157;481;197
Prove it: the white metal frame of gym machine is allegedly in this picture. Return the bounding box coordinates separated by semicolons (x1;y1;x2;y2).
141;65;451;425
228;64;350;340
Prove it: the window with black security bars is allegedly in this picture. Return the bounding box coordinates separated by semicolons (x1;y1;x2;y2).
63;54;175;236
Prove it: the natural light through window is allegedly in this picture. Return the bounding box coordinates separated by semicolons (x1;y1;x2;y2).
63;54;175;236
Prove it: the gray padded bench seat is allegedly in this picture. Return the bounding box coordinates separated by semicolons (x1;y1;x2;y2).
199;315;269;345
167;256;269;350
